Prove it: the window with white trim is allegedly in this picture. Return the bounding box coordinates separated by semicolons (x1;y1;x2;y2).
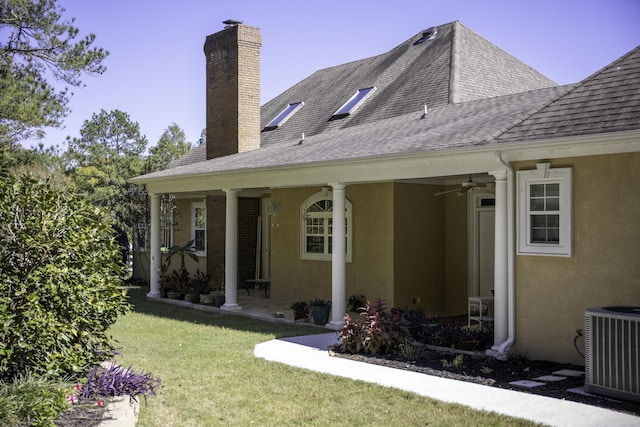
192;201;206;255
517;164;572;256
300;191;352;261
134;195;174;251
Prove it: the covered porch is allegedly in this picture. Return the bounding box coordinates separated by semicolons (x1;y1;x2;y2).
139;152;514;356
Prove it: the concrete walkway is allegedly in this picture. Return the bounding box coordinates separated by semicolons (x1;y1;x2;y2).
254;333;640;427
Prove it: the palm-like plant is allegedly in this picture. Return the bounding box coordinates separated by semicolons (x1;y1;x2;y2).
163;240;199;292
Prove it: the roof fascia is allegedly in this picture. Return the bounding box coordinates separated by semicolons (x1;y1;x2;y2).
141;130;640;194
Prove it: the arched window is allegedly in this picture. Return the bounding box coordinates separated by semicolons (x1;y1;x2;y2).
300;191;352;262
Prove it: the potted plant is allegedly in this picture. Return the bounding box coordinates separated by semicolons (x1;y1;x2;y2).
347;294;366;312
186;269;210;303
290;301;310;321
210;263;225;307
309;299;331;325
162;240;199;301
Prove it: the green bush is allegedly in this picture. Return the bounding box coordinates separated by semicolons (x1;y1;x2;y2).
0;373;70;427
0;162;131;381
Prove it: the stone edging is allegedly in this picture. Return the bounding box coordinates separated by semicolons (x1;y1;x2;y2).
98;395;139;427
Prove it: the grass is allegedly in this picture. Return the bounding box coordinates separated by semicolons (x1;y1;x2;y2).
109;287;543;426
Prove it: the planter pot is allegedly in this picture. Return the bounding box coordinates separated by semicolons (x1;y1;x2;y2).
214;294;225;307
167;291;178;299
200;294;214;305
293;309;308;321
310;305;330;325
177;293;185;300
186;293;199;304
159;288;168;298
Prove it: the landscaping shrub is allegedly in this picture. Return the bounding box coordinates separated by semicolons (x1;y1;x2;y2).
0;373;70;427
339;298;409;355
0;159;131;381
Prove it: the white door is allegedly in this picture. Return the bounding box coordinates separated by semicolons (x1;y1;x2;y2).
477;210;495;296
469;192;495;297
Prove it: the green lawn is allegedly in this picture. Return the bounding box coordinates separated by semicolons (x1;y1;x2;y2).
109;287;543;426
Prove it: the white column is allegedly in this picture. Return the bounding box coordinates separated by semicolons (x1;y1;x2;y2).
329;183;347;328
148;193;161;297
490;170;508;349
222;189;241;311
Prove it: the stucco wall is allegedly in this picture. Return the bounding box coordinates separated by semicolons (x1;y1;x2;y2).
444;191;469;315
393;183;446;312
514;153;640;365
269;184;395;304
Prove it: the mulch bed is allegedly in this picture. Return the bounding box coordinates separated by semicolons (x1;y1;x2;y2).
329;344;640;417
54;398;109;427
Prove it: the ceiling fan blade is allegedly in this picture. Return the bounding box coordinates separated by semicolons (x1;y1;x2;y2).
434;188;462;196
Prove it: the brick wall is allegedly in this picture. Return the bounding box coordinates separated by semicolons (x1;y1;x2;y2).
206;195;260;290
203;24;262;160
203;22;263;293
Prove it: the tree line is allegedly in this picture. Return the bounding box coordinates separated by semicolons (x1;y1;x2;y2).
1;0;202;233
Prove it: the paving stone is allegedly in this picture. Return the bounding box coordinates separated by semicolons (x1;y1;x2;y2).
553;369;584;377
509;380;546;388
534;375;567;382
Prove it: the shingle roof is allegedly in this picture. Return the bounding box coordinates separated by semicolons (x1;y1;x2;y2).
163;21;560;173
168;144;206;168
138;85;569;180
497;45;640;142
259;21;556;147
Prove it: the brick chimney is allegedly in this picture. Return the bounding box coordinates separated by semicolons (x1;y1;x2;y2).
203;21;262;160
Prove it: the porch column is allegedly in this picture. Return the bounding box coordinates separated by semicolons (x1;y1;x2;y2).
329;183;347;329
222;189;241;311
490;170;508;349
148;193;161;297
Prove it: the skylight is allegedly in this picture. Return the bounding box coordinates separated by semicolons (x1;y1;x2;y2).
263;102;304;131
413;27;437;45
330;86;376;120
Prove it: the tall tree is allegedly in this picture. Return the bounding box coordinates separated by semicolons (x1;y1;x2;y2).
197;128;206;146
66;109;148;228
146;123;192;172
0;0;108;147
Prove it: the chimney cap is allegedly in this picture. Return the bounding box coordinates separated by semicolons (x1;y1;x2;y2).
223;19;243;27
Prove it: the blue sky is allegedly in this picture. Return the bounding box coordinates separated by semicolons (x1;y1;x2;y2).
26;0;640;149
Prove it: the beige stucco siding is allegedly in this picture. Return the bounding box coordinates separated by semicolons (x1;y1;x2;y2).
269;184;395;304
444;191;469;315
393;183;446;312
514;152;640;365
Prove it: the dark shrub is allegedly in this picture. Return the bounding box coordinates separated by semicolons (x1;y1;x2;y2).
339;298;409;356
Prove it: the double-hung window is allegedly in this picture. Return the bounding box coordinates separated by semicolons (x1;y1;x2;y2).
300;191;352;261
192;201;206;255
517;164;572;256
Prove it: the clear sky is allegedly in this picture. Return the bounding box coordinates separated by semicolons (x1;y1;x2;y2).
24;0;640;149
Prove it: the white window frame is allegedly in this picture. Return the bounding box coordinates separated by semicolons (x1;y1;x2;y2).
191;201;206;256
300;191;352;262
517;164;572;256
160;195;174;250
134;195;174;252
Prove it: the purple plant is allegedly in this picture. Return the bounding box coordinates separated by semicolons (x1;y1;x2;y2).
339;298;410;356
82;363;161;404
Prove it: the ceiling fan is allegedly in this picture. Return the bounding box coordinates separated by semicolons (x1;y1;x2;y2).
434;175;493;197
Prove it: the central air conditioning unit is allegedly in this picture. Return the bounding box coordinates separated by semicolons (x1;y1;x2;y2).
584;306;640;403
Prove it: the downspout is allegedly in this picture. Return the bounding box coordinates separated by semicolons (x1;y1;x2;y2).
495;152;515;360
